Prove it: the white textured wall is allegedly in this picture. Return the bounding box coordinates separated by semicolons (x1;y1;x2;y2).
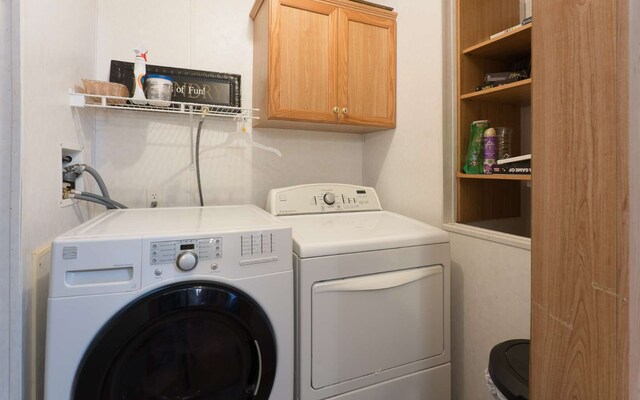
93;0;363;210
449;234;530;400
19;0;98;399
363;0;443;226
0;0;13;398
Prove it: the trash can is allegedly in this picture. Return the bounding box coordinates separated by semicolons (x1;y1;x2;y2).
485;339;529;400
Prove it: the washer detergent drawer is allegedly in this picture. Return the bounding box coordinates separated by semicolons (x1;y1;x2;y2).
311;265;445;389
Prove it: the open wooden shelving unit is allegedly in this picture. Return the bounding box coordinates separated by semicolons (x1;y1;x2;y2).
456;0;532;236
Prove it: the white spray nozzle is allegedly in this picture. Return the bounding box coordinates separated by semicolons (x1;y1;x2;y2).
134;48;148;61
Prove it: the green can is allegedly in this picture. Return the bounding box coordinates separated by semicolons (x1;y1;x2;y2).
463;120;489;174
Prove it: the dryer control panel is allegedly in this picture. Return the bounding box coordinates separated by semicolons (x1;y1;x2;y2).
266;184;382;216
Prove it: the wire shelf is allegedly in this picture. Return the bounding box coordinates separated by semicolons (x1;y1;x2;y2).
69;91;258;120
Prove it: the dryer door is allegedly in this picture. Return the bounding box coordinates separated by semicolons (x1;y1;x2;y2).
72;282;277;400
311;265;445;389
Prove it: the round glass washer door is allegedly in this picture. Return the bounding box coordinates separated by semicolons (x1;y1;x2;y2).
72;282;277;400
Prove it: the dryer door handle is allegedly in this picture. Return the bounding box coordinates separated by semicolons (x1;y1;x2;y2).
313;266;443;293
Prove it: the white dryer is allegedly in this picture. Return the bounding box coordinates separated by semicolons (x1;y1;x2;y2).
267;184;451;400
45;205;293;400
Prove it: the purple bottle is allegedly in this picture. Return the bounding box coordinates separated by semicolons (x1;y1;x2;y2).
483;128;497;174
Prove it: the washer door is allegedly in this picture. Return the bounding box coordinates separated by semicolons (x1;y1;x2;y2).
73;282;277;400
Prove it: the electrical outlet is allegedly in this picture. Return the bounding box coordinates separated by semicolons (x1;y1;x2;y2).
146;189;161;208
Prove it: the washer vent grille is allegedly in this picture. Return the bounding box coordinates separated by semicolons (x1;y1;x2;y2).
62;246;78;260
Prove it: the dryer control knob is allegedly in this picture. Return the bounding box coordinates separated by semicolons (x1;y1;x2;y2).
323;193;336;205
176;251;198;271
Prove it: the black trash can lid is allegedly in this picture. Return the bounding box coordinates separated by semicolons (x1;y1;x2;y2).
488;339;529;400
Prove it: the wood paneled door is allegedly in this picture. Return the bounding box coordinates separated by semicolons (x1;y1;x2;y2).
269;0;339;123
531;0;634;398
338;8;396;127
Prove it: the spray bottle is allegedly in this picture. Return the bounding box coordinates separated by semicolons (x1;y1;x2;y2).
131;48;148;105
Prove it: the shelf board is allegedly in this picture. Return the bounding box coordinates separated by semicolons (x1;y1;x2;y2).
463;24;532;60
460;78;532;105
457;172;531;181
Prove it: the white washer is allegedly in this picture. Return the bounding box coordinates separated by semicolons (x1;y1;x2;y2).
267;184;451;400
44;205;293;400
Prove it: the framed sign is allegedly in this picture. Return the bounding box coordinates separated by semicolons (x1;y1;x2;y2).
109;60;241;108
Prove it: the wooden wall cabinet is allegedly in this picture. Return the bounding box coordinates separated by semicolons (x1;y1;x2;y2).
456;0;532;237
251;0;397;133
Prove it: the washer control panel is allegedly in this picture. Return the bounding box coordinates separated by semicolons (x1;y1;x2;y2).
266;184;382;216
150;237;223;266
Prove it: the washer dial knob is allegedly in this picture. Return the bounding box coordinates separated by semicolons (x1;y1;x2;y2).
323;192;336;205
176;251;198;271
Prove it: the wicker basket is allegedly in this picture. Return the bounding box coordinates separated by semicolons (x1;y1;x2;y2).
81;80;130;105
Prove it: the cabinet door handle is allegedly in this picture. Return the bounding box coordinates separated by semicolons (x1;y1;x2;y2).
332;106;339;114
342;107;348;115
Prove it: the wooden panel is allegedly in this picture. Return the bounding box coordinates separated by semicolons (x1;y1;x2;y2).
628;1;639;399
457;172;531;181
463;24;532;60
252;117;387;133
338;8;396;127
456;179;521;222
269;0;339;123
531;0;629;398
461;79;531;105
458;0;520;49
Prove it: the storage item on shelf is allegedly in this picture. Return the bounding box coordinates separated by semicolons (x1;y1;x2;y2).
483;128;498;175
132;48;148;105
81;80;129;105
493;154;531;175
489;16;532;40
497;127;513;159
144;74;173;107
463;120;489;174
348;0;394;11
110;61;242;108
475;57;531;92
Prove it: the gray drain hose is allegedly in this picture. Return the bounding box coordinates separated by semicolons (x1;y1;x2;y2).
82;164;110;199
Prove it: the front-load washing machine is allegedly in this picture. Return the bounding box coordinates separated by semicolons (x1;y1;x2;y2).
267;184;451;400
44;205;293;400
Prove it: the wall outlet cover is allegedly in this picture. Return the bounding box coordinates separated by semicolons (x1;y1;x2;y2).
146;189;161;208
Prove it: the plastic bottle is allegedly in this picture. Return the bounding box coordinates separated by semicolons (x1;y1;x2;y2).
463;120;489;174
132;48;148;105
496;127;513;159
483;127;497;174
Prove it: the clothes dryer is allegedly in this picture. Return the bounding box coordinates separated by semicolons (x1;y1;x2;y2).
44;205;293;400
267;184;451;400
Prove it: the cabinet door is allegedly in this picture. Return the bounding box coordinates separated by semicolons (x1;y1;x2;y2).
269;0;339;123
338;9;396;127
